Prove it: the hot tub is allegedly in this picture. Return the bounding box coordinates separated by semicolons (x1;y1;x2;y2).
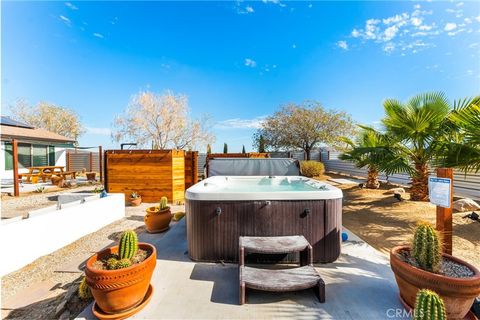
186;176;343;263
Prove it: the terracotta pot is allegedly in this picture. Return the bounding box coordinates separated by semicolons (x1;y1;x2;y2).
51;176;64;186
390;245;480;319
129;197;142;206
144;207;172;233
85;243;156;314
86;172;96;181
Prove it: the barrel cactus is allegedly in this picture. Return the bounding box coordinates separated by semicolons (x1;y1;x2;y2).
119;230;138;260
106;257;119;270
159;196;169;211
412;221;442;272
413;289;446;320
115;258;132;269
78;277;92;300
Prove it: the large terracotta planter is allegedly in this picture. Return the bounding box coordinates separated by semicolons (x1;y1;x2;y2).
85;243;156;314
390;245;480;319
129;197;142;206
86;172;96;181
144;207;172;233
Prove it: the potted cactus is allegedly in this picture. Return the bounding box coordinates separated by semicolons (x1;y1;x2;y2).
86;172;96;181
85;230;156;316
129;191;142;206
144;196;172;233
413;289;446;320
390;221;480;319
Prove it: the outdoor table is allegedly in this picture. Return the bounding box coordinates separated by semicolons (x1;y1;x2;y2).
20;166;69;183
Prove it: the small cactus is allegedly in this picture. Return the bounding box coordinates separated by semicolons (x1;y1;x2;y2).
115;258;132;269
130;191;139;199
159;196;169;211
78;277;92;300
173;211;185;222
106;257;119;270
413;289;446;320
412;221;442;272
119;230;138;260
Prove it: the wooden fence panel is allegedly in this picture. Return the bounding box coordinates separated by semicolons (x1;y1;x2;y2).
104;150;187;203
185;151;198;189
66;150;100;172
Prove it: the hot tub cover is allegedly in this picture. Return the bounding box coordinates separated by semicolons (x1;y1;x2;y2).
208;158;300;177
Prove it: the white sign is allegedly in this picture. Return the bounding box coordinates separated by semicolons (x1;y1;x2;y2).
428;177;451;208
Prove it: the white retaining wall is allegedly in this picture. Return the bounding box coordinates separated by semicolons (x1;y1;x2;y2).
0;193;125;276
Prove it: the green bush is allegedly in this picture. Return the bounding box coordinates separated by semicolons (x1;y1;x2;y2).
300;161;325;177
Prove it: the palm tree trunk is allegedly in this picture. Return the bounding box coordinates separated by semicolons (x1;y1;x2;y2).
410;161;429;201
366;166;380;189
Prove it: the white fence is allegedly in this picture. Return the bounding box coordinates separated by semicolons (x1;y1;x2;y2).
322;151;480;200
0;193;125;276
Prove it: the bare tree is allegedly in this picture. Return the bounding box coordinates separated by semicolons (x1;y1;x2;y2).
112;91;215;150
253;101;355;160
9;99;84;140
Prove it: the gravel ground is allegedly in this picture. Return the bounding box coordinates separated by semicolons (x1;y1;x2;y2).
1;202;184;319
399;250;475;278
1;183;102;219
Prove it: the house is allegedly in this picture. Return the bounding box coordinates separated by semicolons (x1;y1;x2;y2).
0;116;76;180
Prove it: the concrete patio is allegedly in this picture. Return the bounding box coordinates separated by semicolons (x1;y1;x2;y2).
77;220;407;320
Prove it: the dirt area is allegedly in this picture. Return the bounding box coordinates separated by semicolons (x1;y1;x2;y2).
317;172;480;268
1;202;184;319
1;183;102;219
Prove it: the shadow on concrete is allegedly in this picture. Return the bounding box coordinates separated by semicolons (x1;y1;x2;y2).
189;263;238;305
126;215;145;222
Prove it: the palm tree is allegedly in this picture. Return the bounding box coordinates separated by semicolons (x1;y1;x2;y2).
340;129;381;188
379;92;452;201
441;98;480;172
344;93;479;201
377;92;480;201
340;127;409;189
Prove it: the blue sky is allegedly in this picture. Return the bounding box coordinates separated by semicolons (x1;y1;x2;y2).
2;0;480;152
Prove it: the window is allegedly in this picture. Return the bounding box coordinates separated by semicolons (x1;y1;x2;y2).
4;142;13;170
49;146;55;166
18;143;32;168
33;145;48;166
3;143;56;169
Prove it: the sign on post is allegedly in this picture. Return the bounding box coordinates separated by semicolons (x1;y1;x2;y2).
431;168;454;255
428;177;452;208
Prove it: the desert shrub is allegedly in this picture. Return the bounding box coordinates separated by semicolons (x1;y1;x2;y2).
300;161;325;177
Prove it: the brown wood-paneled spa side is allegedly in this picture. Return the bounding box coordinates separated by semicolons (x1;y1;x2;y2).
186;198;342;263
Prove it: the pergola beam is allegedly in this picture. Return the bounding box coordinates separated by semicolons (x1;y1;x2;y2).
12;139;19;197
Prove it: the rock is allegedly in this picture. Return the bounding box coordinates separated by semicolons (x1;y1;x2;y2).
453;198;480;212
55;299;67;317
59;310;70;320
386;187;405;194
64;285;77;302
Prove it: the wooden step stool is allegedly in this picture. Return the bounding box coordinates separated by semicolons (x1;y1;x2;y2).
239;235;325;305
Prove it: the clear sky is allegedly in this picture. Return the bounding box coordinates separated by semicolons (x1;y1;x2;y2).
2;0;479;152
